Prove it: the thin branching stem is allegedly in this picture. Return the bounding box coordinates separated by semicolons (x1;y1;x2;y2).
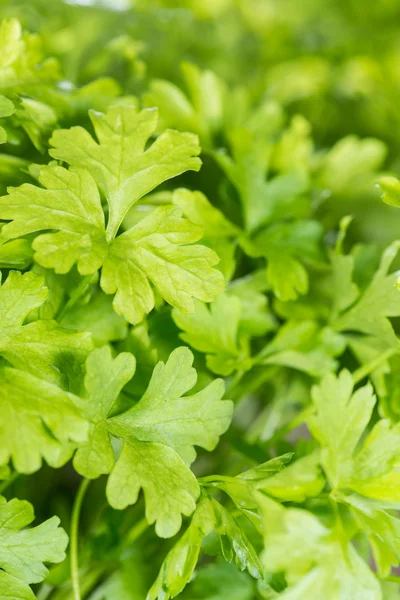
70;478;90;600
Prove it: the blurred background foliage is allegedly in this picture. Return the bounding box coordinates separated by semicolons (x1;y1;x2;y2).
3;1;400;597
1;0;400;246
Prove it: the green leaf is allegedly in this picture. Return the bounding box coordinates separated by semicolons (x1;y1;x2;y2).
0;364;87;474
0;18;60;89
334;242;400;346
148;495;261;600
180;561;256;600
121;323;159;397
244;220;323;301
271;115;313;173
259;497;381;600
108;440;200;539
0;495;68;599
60;289;128;345
215;125;309;232
172;187;239;280
227;271;276;337
201;455;292;530
0;271;93;385
172;188;238;239
0;173;224;323
0;18;60;150
172;294;252;376
73;346;233;537
258;320;343;377
339;492;400;577
0;94;14;143
0;166;107;274
318;135;386;196
309;370;400;574
49;105;201;239
308;370;376;489
73;346;135;479
147;497;216;600
211;498;263;579
143;62;225;148
257;451;325;502
379;176;400;208
102;205;225;324
0;238;33;269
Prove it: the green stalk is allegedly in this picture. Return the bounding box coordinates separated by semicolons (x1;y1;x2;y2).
121;517;149;548
352;347;398;384
70;478;90;600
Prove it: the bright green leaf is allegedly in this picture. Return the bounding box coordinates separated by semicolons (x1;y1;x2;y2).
49;105;201;239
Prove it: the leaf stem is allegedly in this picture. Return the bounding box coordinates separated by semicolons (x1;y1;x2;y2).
121;517;149;549
70;478;90;600
352;347;398;384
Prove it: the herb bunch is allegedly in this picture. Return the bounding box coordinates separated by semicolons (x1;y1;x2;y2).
1;1;400;599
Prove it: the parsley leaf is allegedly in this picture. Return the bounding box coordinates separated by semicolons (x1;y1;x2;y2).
73;346;233;537
148;495;262;600
147;497;216;600
0;364;87;474
0;119;223;323
172;294;252;376
49;105;202;239
0;270;92;385
0;166;107;274
101;204;224;324
260;497;381;600
334;242;400;346
143;62;226;148
309;370;400;574
0;495;68;599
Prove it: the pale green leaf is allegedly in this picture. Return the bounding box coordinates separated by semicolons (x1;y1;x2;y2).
73;346;136;479
0;365;87;474
147;498;216;599
379;176;400;208
171;187;238;280
0;496;67;598
334;242;400;346
259;497;381;600
49;106;201;239
309;370;400;573
0;94;14;144
73;346;232;537
258;451;324;502
101;205;225;324
144;62;225;148
172;294;251;376
0;166;107;275
107;439;199;538
107;346;232;465
340;492;400;577
0;271;93;385
0;238;33;269
171;188;238;239
308;370;375;489
211;498;262;579
0;18;60;87
318;136;386;196
245;220;323;301
60;290;128;345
